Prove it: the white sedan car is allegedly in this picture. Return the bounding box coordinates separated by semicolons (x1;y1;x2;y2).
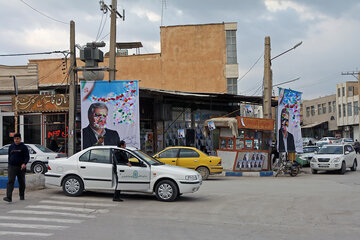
310;144;357;174
45;146;202;201
0;144;65;174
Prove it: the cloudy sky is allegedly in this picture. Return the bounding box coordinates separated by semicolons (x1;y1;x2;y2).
1;0;360;99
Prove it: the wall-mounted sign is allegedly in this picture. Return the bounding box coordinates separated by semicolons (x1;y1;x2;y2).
208;121;216;131
178;129;185;138
13;94;69;113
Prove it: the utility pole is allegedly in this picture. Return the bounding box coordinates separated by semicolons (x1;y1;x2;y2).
68;20;76;156
109;0;117;81
263;36;272;119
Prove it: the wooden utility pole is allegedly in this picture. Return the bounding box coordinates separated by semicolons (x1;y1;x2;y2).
263;36;272;119
109;0;117;81
68;20;76;156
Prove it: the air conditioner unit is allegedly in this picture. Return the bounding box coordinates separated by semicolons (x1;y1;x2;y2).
40;90;55;95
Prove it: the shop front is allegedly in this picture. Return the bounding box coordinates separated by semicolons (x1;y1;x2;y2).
205;117;274;172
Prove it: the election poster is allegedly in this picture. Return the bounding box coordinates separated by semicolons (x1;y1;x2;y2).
277;88;303;153
80;80;140;149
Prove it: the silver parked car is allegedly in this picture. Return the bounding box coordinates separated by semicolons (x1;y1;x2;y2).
0;144;66;174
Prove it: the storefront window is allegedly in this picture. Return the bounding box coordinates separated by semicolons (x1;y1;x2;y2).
44;113;67;153
221;139;226;149
24;115;41;144
227;139;234;149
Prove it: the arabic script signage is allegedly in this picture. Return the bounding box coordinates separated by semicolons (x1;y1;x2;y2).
13;94;69;113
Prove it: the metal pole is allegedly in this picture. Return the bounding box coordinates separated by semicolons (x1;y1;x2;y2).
263;36;272;119
13;76;18;133
68;20;76;156
109;0;117;81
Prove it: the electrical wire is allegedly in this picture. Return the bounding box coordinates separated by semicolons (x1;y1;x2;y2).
20;0;68;25
0;50;68;57
99;32;110;41
98;11;109;41
95;12;105;41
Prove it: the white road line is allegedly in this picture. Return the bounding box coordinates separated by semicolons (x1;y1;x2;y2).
0;231;53;237
26;205;109;214
40;200;117;207
0;216;83;224
8;210;96;218
0;223;68;230
49;195;112;202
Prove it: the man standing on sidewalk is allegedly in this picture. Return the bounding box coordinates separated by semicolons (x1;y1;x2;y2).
3;133;29;202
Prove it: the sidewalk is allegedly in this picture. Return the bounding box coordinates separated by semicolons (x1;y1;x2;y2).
0;174;45;190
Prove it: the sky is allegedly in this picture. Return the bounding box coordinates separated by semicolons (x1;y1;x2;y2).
1;0;360;100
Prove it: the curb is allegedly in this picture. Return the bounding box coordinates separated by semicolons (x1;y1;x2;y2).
0;174;45;190
225;171;274;177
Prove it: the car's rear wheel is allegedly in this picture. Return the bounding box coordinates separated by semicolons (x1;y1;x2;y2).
62;175;84;197
31;162;46;174
351;160;357;171
311;168;317;174
339;161;346;175
196;166;210;180
155;180;178;202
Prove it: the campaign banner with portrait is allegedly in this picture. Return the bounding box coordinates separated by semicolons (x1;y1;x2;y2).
277;88;303;153
80;80;140;149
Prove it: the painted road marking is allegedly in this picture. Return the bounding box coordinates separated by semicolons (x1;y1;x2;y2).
40;200;117;207
0;216;83;224
0;223;68;230
8;210;96;218
26;205;109;214
0;231;53;237
49;195;113;202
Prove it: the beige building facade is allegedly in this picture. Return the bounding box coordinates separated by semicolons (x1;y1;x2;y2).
302;94;338;139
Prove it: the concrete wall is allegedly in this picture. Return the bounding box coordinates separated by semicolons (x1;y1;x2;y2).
30;22;234;94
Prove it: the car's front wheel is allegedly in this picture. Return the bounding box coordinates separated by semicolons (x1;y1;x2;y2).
196;166;210;180
351;160;357;171
62;175;84;197
155;180;178;202
339;161;346;175
311;168;317;174
31;162;46;174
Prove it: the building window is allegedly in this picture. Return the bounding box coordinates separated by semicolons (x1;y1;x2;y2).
338;104;341;117
342;87;345;97
318;104;322;115
330;116;335;120
322;103;326;114
338;88;341;97
333;101;336;112
348;86;354;97
343;103;346;117
311;106;315;116
354;101;359;115
306;107;310;117
328;102;332;113
226;30;237;64
227;78;237;94
348;102;352;116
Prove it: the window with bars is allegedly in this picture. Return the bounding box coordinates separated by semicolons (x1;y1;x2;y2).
322;103;326;114
318;104;322;115
348;102;352;116
354;101;359;115
311;106;315;116
226;30;237;64
338;104;341;117
306;107;310;117
227;78;238;94
343;103;346;117
328;102;332;113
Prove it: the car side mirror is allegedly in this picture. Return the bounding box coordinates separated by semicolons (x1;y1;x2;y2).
345;151;350;155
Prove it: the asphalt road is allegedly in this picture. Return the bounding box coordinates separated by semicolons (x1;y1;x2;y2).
0;168;359;240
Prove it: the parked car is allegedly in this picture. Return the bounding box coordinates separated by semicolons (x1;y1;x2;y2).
45;146;202;202
316;137;338;147
302;137;317;146
295;146;319;166
0;144;65;174
339;138;354;146
310;144;357;174
153;146;223;180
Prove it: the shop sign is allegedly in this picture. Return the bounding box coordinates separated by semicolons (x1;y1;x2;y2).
13;94;69;113
236;117;274;131
48;127;69;138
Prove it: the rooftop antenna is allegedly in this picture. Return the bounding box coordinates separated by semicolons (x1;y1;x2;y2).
161;0;167;26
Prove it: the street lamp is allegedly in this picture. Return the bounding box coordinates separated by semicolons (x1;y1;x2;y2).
263;37;302;119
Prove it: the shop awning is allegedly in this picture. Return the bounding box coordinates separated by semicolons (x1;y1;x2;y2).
302;121;327;129
203;117;238;137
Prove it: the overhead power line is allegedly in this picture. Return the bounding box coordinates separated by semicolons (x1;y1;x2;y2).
0;50;69;57
20;0;68;25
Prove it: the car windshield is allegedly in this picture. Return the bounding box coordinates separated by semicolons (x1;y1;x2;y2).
303;147;317;153
34;144;54;153
133;150;164;165
318;146;343;155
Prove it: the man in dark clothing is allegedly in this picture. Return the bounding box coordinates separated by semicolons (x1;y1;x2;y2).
113;140;131;202
3;133;29;202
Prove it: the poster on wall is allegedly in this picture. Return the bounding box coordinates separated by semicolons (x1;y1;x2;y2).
277;88;303;153
234;152;268;170
80;80;140;149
